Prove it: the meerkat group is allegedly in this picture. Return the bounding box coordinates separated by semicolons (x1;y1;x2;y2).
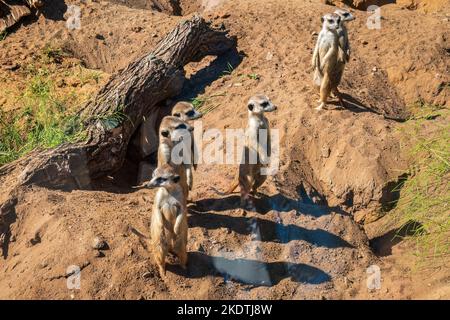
138;8;354;276
312;9;355;110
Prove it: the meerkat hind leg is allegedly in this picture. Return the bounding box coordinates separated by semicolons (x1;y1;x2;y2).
332;87;346;109
154;244;167;276
173;239;188;269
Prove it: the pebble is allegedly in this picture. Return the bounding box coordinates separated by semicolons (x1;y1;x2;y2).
92;236;108;250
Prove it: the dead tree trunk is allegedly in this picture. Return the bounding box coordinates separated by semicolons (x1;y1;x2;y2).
9;15;236;189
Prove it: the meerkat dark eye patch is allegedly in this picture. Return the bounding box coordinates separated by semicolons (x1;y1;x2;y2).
186;110;195;117
161;130;169;137
176;123;187;130
172;175;180;183
173;113;181;117
261;101;269;108
328;19;333;24
156;177;165;184
248;103;254;111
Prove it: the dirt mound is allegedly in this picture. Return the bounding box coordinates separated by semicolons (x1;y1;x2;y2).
327;0;450;12
1;0;449;299
106;0;202;15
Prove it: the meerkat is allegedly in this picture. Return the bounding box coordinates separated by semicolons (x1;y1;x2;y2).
135;164;188;276
223;95;277;210
158;116;193;200
312;13;345;111
334;9;355;64
171;101;202;192
334;9;355;93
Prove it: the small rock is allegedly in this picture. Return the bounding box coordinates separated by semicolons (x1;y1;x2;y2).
372;67;378;72
131;26;142;33
3;63;19;71
142;271;154;279
92;236;108;250
321;146;331;158
93;251;105;258
362;40;369;45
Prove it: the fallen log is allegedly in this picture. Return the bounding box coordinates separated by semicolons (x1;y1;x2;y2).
6;15;237;189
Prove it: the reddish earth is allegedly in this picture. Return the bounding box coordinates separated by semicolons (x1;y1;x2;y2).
0;0;449;299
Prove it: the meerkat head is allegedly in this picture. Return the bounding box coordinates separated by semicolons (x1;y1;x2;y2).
321;13;341;31
159;116;193;143
247;94;277;116
172;102;202;121
139;164;181;190
334;9;355;23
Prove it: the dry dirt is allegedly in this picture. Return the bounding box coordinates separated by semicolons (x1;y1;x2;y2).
0;0;449;299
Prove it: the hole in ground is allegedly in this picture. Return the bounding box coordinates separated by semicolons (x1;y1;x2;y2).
369;220;425;257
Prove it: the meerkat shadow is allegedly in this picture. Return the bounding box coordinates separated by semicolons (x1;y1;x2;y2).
170;251;331;287
193;192;343;218
338;93;384;115
188;211;353;248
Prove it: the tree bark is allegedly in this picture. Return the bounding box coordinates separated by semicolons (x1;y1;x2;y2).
7;15;237;189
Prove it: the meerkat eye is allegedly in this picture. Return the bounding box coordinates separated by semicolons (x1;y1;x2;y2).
161;130;169;137
176;124;187;130
156;177;165;184
173;113;181;117
186;110;195;117
248;103;254;111
172;175;180;183
328;19;333;24
261;101;269;108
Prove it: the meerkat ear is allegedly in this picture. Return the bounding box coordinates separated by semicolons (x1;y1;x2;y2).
173;175;180;183
321;16;324;23
248;103;254;111
161;130;169;138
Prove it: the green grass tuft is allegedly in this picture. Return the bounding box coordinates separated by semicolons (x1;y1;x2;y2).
0;68;85;166
389;106;449;264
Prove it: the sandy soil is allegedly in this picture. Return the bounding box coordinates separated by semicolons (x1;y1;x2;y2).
0;0;449;299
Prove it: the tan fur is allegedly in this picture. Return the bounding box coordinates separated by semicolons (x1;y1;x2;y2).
224;95;277;210
144;164;188;277
157;116;192;200
171;102;202;191
312;13;345;110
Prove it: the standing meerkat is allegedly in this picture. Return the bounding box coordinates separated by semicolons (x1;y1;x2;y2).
312;13;345;111
334;9;355;90
224;95;277;210
136;164;188;276
334;9;355;64
171;102;202;192
158;116;193;200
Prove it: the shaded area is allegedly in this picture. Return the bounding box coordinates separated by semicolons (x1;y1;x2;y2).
188;211;353;248
0;196;17;259
370;220;424;256
339;93;406;122
380;173;409;212
177;48;244;101
194;192;348;218
169;251;331;287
